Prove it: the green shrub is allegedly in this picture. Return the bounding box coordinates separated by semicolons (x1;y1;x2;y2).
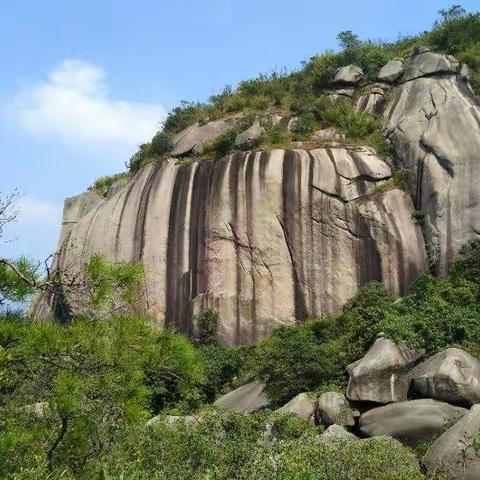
126;142;155;173
194;309;219;346
450;237;480;284
291;113;316;138
88;172;129;196
163;101;209;134
203;128;238;158
152;130;174;155
263;120;289;146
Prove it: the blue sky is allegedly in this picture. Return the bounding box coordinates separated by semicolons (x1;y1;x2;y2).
1;0;478;263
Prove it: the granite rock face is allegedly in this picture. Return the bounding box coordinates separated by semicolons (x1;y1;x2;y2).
385;50;480;273
317;424;359;443
423;404;480;480
359;399;466;446
334;65;364;85
346;337;424;404
31;148;426;345
213;380;268;413
410;348;480;407
235;119;265;150
378;59;405;83
275;393;315;420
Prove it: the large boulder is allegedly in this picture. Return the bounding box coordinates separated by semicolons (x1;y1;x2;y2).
346;337;424;404
410;348;480;407
213;380;268;413
275;393;315;420
317;424;359;443
378;59;405;83
355;84;388;114
235;119;265;150
171;114;242;156
359;399;466;446
334;65;364;85
423;404;480;480
318;392;358;427
401;47;459;83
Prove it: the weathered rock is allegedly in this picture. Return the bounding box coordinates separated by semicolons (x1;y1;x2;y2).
385;59;480;273
423;404;480;480
317;424;359;443
318;392;358;427
335;88;356;98
356;84;389;114
359;399;466;446
213;381;268;413
32;149;426;345
334;65;364;85
275;393;315;420
235;119;265;150
147;415;200;427
24;402;49;418
105;177;129;199
312;128;346;142
378;59;405;83
401;48;459;83
410;348;480;407
346;337;424;403
171;114;242;156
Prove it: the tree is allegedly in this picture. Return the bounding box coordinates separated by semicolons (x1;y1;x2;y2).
439;5;467;23
337;30;360;50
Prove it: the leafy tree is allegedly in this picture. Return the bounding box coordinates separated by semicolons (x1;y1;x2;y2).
438;5;467;23
337;30;361;50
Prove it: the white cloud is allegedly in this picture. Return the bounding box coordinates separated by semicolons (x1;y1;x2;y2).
14;59;165;150
17;196;62;224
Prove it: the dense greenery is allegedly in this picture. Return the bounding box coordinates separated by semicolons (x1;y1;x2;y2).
0;237;479;477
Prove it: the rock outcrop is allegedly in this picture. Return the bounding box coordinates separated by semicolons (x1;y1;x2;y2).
31;148;426;345
423;404;480;480
318;391;358;427
378;59;405;83
275;393;315;420
385;48;480;273
409;348;480;407
317;424;359;443
213;381;268;413
359;399;466;446
334;65;364;85
346;337;424;404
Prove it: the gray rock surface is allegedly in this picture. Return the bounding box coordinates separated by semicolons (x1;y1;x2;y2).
423;404;480;480
346;337;424;403
385;51;480;273
359;399;466;446
378;59;405;83
235;119;265;150
171;114;242;156
334;65;364;85
410;348;480;407
312;128;345;142
401;48;459;83
105;177;129;199
213;381;268;413
31;148;426;345
356;84;389;114
275;393;315;420
317;424;359;443
318;391;358;427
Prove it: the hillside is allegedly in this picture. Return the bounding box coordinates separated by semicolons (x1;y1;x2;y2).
2;5;480;480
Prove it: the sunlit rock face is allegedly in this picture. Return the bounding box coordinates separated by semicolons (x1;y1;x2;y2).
32;148;426;345
385;49;480;273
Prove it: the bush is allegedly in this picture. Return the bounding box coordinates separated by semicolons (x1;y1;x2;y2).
451;237;480;283
151;130;174;155
163;101;209;134
126;142;155;173
194;309;219;346
291;113;316;138
88;172;129;196
203;128;238;158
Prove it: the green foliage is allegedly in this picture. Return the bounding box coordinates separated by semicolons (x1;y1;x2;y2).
152;130;174;155
126;142;156;173
89;172;129;196
0;315;207;478
372;169;410;195
291;113;316;138
194;309;219;346
163;101;209;134
451;237;480;283
203;128;239;158
104;414;422;480
84;255;144;310
337;30;361;50
0;257;39;307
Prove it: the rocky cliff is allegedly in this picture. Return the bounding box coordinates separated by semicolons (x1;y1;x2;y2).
31;48;480;345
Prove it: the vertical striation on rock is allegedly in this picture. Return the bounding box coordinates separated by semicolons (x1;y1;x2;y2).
32;149;426;345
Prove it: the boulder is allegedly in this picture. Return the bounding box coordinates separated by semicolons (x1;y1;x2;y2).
275;393;315;420
359;399;466;446
105;177;129;199
401;48;459;82
147;415;200;427
213;380;268;413
378;59;405;83
410;348;480;407
334;65;364;85
334;88;356;98
346;337;424;403
318;392;358;427
312;128;345;142
423;404;480;480
171;114;242;156
317;424;359;443
235;119;265;150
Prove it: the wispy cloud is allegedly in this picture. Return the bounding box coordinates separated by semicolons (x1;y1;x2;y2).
17;195;62;224
14;59;165;150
